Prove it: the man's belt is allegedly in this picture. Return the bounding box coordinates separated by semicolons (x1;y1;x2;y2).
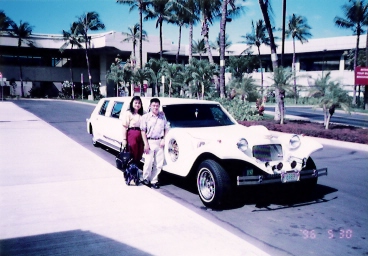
147;137;164;140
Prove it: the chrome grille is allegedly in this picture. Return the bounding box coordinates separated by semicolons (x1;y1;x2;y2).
253;144;283;162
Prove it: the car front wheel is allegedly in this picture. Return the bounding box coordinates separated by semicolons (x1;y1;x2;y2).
197;160;231;208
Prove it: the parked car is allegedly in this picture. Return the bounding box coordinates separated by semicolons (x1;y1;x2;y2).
87;97;327;208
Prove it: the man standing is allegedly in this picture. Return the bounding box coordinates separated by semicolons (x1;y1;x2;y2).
140;98;170;189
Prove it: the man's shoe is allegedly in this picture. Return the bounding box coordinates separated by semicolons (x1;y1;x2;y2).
152;182;160;189
142;179;151;187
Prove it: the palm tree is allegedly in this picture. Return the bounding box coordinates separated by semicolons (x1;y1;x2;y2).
145;58;167;96
132;67;152;96
0;10;13;33
198;0;221;64
8;20;34;97
123;59;134;95
286;14;312;104
269;67;294;124
107;62;124;96
117;0;152;69
227;55;258;80
60;22;83;99
161;62;184;97
210;32;232;56
186;58;217;99
186;0;200;63
192;39;206;60
76;11;105;101
122;23;148;68
240;19;270;97
309;72;351;129
227;75;257;101
144;0;182;59
258;0;283;123
218;0;244;98
170;0;194;64
334;0;368;105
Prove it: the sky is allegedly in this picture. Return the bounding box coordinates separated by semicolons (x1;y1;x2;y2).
0;0;355;46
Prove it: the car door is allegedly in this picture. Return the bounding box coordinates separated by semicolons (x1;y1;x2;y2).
103;100;126;151
91;99;110;143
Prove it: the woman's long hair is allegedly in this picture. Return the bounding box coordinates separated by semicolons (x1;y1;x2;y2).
128;96;143;115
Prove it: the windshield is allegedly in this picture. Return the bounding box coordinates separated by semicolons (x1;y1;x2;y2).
162;104;235;128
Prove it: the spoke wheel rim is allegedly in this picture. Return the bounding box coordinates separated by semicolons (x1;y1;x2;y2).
198;168;215;202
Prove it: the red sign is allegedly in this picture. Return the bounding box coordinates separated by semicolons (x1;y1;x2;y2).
355;67;368;85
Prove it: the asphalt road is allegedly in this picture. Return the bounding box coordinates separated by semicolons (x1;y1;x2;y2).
11;100;368;256
265;106;368;128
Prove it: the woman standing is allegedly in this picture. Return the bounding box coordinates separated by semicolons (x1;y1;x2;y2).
122;96;144;164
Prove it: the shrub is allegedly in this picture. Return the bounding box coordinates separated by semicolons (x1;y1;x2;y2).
216;98;263;121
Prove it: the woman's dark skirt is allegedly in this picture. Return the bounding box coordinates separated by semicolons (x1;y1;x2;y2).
127;129;144;163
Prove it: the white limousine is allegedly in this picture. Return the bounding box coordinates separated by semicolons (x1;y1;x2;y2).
87;97;327;208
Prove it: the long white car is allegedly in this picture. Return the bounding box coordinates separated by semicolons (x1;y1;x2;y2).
87;97;327;208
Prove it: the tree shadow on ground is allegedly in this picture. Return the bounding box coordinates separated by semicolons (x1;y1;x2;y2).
0;230;151;256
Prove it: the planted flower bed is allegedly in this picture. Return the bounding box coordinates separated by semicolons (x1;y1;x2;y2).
239;120;368;145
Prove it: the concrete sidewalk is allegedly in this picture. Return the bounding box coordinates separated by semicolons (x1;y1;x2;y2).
0;102;269;255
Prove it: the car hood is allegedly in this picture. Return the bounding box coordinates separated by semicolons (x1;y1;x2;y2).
175;124;274;146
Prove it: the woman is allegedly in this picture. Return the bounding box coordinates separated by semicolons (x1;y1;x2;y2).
122;96;144;164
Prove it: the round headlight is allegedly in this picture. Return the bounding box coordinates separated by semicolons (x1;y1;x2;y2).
237;138;248;152
289;135;301;149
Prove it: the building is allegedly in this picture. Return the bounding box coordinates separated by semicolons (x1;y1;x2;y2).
0;30;366;98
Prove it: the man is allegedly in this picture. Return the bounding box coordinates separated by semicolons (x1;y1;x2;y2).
140;98;170;189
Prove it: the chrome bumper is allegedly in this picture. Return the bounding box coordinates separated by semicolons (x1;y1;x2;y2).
237;168;328;186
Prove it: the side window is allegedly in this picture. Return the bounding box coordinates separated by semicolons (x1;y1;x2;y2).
99;100;109;116
111;102;124;119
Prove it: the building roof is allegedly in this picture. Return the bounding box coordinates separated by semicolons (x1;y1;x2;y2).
0;30;366;57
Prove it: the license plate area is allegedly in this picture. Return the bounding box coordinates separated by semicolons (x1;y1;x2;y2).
281;171;299;183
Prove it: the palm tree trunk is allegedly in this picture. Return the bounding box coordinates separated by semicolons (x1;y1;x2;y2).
201;82;204;100
259;0;278;70
70;58;74;99
189;22;193;63
159;20;163;59
17;39;25;98
18;55;24;98
169;79;171;97
84;39;94;101
176;25;182;64
325;114;332;129
292;38;297;104
352;31;360;105
323;104;328;126
259;0;281;122
365;29;368;110
139;1;143;69
203;35;213;63
219;0;227;99
277;88;285;124
201;17;214;64
257;46;264;96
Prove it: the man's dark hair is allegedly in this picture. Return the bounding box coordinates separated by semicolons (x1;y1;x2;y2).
150;98;160;105
129;96;143;115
